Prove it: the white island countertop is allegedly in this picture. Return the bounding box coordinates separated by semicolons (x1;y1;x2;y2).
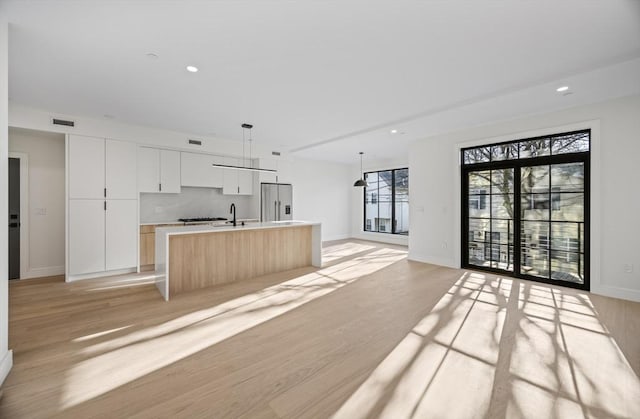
154;221;322;300
155;220;319;235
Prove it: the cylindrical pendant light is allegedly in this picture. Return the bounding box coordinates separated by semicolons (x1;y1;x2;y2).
353;152;368;187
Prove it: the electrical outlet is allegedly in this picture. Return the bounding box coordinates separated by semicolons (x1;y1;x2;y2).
624;264;634;274
35;208;46;215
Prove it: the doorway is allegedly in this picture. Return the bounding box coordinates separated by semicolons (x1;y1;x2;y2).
8;157;20;279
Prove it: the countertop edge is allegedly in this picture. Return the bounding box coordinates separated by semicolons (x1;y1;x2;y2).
156;221;321;236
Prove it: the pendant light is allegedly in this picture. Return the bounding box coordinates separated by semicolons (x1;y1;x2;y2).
211;123;277;173
353;152;368;187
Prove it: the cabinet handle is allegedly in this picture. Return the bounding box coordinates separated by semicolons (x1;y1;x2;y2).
237;186;240;194
104;187;106;198
104;201;107;211
159;183;162;192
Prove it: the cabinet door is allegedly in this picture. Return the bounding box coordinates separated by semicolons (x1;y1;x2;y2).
275;159;293;184
106;140;137;199
181;152;224;188
160;150;181;193
138;147;160;193
257;158;278;184
69;135;105;199
105;199;138;270
69;199;105;275
238;167;254;195
222;157;239;195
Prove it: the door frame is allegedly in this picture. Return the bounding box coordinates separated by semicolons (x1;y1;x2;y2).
8;152;29;280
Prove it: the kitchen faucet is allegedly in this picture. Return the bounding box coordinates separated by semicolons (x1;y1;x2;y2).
230;203;236;226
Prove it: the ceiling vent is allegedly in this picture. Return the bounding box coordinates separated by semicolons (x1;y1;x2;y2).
188;139;202;146
271;151;281;156
51;118;75;127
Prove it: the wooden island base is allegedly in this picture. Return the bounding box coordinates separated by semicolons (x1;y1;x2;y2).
169;226;312;295
155;222;322;300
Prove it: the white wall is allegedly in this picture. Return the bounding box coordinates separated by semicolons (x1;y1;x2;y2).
140;187;256;223
0;18;12;386
409;94;640;302
351;157;410;246
289;159;352;242
9;128;65;278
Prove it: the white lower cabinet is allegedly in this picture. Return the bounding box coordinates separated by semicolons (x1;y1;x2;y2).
138;147;181;193
68;198;137;277
105;200;138;270
69;200;106;275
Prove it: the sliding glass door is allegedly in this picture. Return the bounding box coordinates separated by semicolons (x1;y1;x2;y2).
467;168;514;271
462;130;589;290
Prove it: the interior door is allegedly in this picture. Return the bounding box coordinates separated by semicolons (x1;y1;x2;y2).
8;157;20;279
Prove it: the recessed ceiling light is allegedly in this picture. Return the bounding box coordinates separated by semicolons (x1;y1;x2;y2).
390;129;398;134
556;86;569;92
186;65;199;73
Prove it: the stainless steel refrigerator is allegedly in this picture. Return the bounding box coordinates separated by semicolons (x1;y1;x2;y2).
261;183;293;222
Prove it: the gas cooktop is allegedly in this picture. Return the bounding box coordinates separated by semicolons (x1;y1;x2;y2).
178;217;228;223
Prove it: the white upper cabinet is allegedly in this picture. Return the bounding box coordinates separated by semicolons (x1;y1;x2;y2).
256;158;277;184
106;140;137;199
137;147;160;192
222;157;254;195
69;135;105;199
238;164;254;195
254;157;292;185
138;147;181;193
69;135;137;199
275;159;293;184
160;150;181;193
181;152;225;188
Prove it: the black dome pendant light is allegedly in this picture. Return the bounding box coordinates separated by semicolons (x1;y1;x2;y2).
354;152;368;187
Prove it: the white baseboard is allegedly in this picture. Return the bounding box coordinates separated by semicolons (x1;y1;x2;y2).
408;253;456;268
20;265;65;280
351;232;409;246
66;267;137;282
323;234;350;242
0;350;13;386
591;284;640;303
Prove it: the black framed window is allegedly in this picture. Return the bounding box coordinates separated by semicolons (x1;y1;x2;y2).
364;168;408;235
462;130;590;290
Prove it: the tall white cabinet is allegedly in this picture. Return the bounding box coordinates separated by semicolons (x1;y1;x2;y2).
67;135;138;279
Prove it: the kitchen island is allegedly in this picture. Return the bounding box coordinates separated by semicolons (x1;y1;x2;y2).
154;221;322;300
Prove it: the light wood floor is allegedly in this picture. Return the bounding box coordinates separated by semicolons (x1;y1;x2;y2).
1;240;639;418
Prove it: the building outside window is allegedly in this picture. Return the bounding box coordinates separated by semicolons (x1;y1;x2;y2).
462;130;589;290
364;168;409;235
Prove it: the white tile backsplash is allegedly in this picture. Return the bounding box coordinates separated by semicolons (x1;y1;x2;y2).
140;187;256;222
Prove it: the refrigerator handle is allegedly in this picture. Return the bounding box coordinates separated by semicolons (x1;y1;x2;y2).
278;201;281;221
274;201;278;221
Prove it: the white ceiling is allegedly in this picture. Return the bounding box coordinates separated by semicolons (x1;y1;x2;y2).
3;1;640;163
